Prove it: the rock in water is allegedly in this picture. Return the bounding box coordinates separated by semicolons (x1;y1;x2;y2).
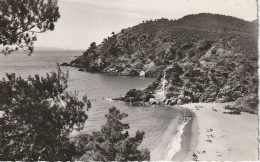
60;62;69;66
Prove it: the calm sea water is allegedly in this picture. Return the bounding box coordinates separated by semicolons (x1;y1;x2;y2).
0;50;185;160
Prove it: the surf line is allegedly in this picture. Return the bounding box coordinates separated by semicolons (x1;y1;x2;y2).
164;109;193;160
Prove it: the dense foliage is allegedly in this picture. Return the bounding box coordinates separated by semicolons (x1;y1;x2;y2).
75;107;150;161
70;13;258;112
0;66;89;160
0;0;60;54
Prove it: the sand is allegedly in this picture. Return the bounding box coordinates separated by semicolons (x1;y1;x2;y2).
177;102;259;161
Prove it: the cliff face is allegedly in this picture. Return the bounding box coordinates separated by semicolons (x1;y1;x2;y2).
70;13;258;112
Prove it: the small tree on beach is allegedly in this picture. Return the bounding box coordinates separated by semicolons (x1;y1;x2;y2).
0;66;89;160
0;0;60;54
75;107;150;161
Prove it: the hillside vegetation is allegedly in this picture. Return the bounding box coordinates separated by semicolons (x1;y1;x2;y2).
69;13;258;113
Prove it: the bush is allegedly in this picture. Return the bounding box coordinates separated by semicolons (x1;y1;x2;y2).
234;94;258;114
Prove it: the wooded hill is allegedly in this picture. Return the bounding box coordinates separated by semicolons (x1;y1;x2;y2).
69;13;258;113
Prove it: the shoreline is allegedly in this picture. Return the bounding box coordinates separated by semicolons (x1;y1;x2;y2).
142;105;190;161
93;98;258;160
177;102;259;160
68;66;156;78
164;115;190;160
172;115;198;160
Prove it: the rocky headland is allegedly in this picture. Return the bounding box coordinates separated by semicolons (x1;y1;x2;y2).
67;13;258;113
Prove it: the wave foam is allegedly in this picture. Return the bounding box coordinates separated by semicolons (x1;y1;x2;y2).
164;119;189;160
151;115;190;161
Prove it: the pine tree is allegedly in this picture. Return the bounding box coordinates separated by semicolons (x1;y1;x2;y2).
0;66;89;160
75;107;150;161
0;0;60;54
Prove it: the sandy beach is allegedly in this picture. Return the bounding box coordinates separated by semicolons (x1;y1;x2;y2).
174;102;258;161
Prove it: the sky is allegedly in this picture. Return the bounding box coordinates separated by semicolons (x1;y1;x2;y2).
34;0;258;50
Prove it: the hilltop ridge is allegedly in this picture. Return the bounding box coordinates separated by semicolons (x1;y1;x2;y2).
69;13;258;112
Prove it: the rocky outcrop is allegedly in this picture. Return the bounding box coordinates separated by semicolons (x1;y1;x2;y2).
124;89;154;102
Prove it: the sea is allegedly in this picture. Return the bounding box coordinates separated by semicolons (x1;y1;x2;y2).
0;50;189;160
